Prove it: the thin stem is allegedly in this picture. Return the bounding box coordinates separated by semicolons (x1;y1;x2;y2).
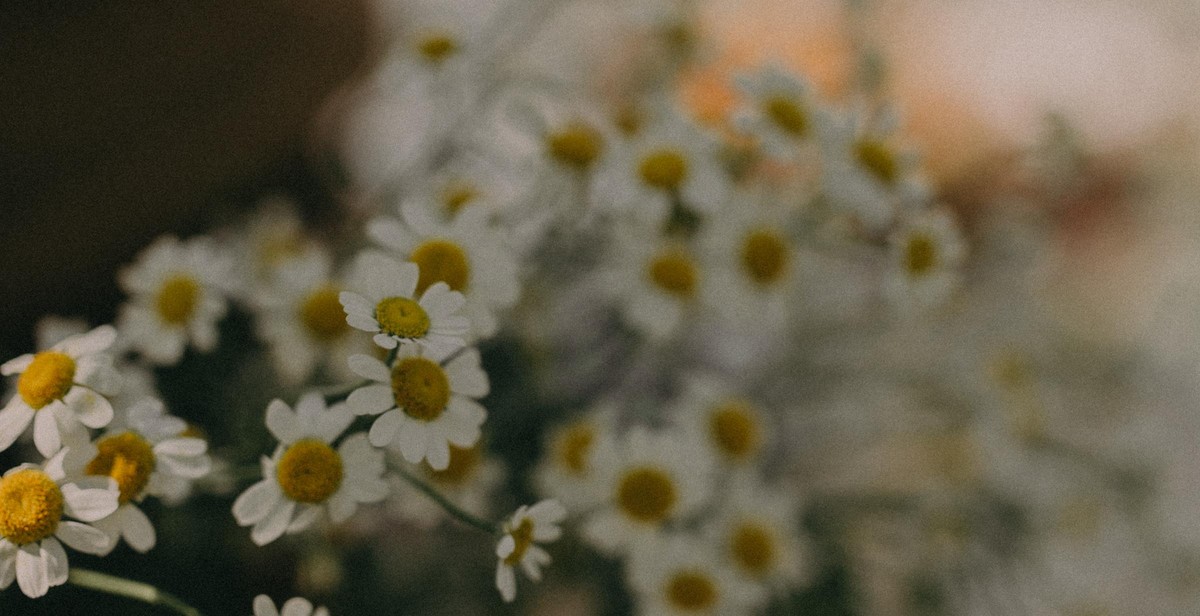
394;465;499;535
68;568;202;616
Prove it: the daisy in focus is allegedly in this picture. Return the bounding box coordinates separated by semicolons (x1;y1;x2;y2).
494;499;567;603
85;398;212;554
345;346;488;470
253;595;329;616
0;325;121;456
368;204;519;339
339;249;470;358
116;235;234;365
626;533;765;616
0;445;119;598
580;427;713;555
232;393;387;546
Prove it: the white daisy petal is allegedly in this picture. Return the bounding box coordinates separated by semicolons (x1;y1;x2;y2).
64;387;114;429
368;410;404;447
41;538;68;586
281;597;316;616
254;595;280;616
54;325;116;357
119;505;156;553
265;399;300;444
16;544;48;598
496;563;517;603
0;354;35;376
32;407;62;458
351;385;397;417
0;402;35;453
348;355;391;382
55;521;112;555
233;480;281;525
61;481;119;522
251;500;296;546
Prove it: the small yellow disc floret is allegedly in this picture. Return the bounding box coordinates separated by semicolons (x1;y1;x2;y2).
647;249;698;299
276;439;343;504
391;357;451;421
547;123;603;170
418;34;458;63
764;96;809;137
616;467;677;524
300;286;351;342
708;401;761;461
86;432;157;505
638;149;689;191
730;522;776;576
740;229;789;287
855;139;899;185
155;275;201;325
903;232;939;277
555;423;595;476
411;239;471;295
503;518;535;566
17;351;76;410
0;469;63;545
665;571;718;611
374;297;431;339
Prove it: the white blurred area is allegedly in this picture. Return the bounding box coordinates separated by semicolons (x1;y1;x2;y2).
702;0;1200;177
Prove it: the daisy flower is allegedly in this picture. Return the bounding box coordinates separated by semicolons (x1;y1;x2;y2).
345;346;488;471
255;249;373;384
494;499;567;603
116;235;234;365
698;192;799;333
368;202;519;340
601;227;704;340
667;375;769;470
882;208;967;313
706;476;811;590
580;427;713;555
410;150;530;224
626;533;766;616
595;106;728;227
233;196;319;293
733;64;825;159
232;393;387;546
85;398;211;554
339;249;470;359
0;444;120;598
533;406;617;510
252;595;329;616
820;105;929;232
0;325;120;457
388;443;505;528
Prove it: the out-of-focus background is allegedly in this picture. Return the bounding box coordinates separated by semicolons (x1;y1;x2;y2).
4;0;1197;355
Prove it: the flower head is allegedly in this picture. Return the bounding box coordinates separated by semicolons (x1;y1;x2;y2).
0;325;120;456
495;499;567;603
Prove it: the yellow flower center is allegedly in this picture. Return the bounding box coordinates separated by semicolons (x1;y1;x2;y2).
555;423;595;476
259;234;304;268
276;439;343;504
615;104;643;136
391;357;450;421
0;469;63;545
903;232;939;277
616;467;676;524
418;34;458;63
547;123;603;170
299;285;350;342
763;96;809;137
155;275;201;325
428;444;480;487
739;228;789;287
374;297;431;339
638;149;689;191
410;239;471;295
86;432;157;505
855;139;899;185
708;400;761;461
665;570;718;611
503;518;535;566
647;248;698;299
442;184;479;216
17;351;76;410
730;522;776;576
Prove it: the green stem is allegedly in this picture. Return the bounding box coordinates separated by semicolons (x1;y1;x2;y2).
394;465;499;535
68;568;202;616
